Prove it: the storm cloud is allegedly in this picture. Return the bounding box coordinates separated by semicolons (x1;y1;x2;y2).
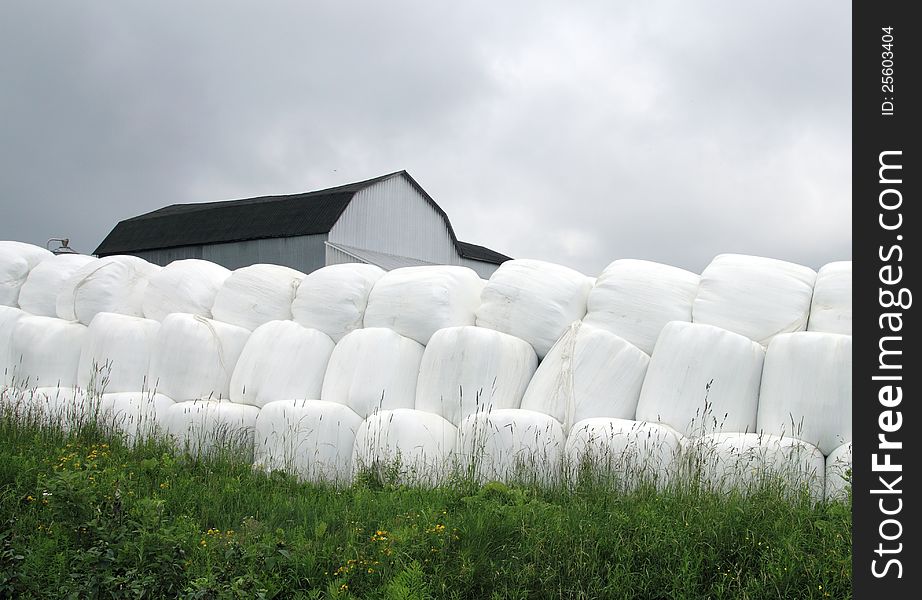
0;1;850;276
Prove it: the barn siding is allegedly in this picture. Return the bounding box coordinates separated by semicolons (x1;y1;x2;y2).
130;245;204;265
460;257;500;279
328;176;460;265
325;244;367;267
130;234;328;273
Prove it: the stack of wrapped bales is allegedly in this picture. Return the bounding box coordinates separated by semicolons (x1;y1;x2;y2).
153;314;252;455
254;327;423;483
356;326;537;485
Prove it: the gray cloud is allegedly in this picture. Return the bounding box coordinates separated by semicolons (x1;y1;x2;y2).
0;0;850;276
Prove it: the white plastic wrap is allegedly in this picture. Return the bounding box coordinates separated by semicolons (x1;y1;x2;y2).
565;418;685;489
693;254;817;345
148;314;250;402
229;321;334;407
459;409;565;484
17;254;97;317
142;259;231;321
56;255;161;325
415;326;537;427
163;400;260;456
635;322;765;438
11;316;87;388
352;408;458;485
756;332;851;455
363;266;484;345
825;442;852;501
98;392;174;444
211;264;306;331
253;399;364;483
520;322;649;429
77;312;161;394
476;259;593;359
583;259;700;354
291;263;385;342
688;433;826;500
807;262;852;335
0;306;25;386
0;241;52;307
320;328;425;418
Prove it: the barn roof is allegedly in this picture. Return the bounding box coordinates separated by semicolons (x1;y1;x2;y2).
94;171;510;265
457;241;512;264
326;242;441;270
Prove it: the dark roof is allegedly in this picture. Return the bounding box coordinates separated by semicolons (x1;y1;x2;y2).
457;241;511;265
94;170;511;264
95;172;397;255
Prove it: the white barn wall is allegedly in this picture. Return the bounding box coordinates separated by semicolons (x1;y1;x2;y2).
328;176;460;266
460;257;500;279
325;244;363;267
131;245;205;265
133;234;328;273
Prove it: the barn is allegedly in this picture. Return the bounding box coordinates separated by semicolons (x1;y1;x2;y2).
94;170;511;278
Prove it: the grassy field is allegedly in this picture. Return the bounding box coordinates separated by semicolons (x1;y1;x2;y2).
0;410;851;599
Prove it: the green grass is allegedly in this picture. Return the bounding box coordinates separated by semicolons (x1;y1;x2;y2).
0;411;851;599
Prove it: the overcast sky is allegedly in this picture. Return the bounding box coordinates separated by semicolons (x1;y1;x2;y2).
0;1;850;276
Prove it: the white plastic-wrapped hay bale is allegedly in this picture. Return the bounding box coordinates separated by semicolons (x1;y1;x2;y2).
142;259;231;321
320;328;425;417
687;433;826;500
825;442;852;501
56;255;161;325
520;322;649;429
0;306;25;387
254;399;364;483
807;262;852;335
77;312;160;394
11;316;87;388
363;266;483;345
693;254;816;345
229;321;334;408
148;314;250;402
211;264;306;331
0;241;52;307
353;408;458;485
291;263;385;342
459;409;565;484
583;259;700;354
756;332;851;456
415;326;537;427
476;259;593;358
565;418;685;489
98;392;174;444
163;400;260;456
17;254;97;317
635;322;765;438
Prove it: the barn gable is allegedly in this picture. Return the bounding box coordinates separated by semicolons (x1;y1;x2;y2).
328;173;458;265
